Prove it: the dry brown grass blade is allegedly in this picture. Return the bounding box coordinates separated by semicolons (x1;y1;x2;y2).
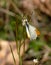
10;0;23;17
0;7;16;16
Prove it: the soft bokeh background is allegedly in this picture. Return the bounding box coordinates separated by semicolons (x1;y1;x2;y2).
0;0;51;65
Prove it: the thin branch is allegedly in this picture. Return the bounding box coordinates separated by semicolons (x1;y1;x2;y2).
0;7;16;16
9;44;16;65
10;0;23;17
39;44;51;65
5;0;10;25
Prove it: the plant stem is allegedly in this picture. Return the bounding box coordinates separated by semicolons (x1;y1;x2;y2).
15;17;22;65
19;41;22;65
15;17;19;54
23;27;26;55
9;44;16;65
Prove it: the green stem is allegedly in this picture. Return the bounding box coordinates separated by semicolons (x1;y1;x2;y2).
23;27;26;55
15;17;19;54
15;17;22;65
19;56;22;65
9;44;16;65
19;41;22;65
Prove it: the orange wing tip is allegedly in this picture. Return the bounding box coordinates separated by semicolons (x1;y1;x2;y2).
35;29;40;36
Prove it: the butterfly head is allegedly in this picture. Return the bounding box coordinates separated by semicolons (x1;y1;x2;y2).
22;19;28;26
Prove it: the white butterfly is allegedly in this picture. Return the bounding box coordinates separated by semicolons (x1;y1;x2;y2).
22;19;40;40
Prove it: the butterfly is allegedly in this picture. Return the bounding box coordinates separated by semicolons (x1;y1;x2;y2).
22;19;40;40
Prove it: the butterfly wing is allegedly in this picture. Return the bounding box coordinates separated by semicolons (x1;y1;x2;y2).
28;25;37;40
26;26;30;39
